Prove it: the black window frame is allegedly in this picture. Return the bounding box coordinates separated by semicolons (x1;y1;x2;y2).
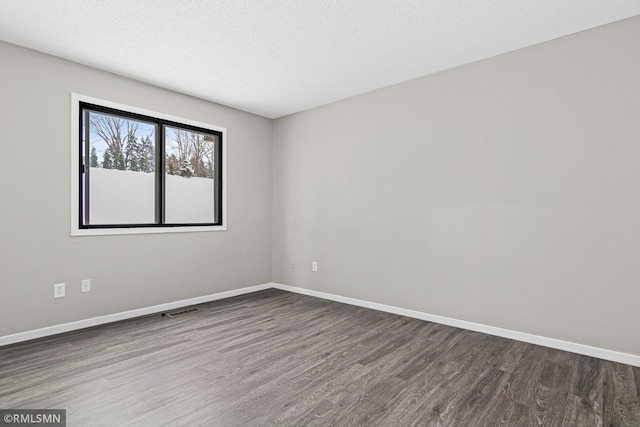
78;101;224;230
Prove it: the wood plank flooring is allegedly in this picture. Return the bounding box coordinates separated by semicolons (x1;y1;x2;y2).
1;289;639;426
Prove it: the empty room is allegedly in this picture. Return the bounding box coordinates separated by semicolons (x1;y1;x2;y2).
1;1;639;426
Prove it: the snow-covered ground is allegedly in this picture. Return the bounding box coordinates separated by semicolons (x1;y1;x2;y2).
88;167;215;224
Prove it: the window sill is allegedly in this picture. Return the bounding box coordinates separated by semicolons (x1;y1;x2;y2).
71;224;227;237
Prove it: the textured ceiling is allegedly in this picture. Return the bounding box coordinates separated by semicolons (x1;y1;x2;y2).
0;1;639;118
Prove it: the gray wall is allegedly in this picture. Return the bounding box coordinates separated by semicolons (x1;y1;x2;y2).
2;16;639;357
0;41;273;336
272;16;640;356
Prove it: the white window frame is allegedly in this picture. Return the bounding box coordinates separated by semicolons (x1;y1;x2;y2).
70;93;227;236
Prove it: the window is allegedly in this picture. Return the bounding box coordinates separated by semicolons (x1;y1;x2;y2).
71;94;226;236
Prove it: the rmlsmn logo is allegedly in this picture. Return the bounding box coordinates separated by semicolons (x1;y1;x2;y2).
0;409;66;427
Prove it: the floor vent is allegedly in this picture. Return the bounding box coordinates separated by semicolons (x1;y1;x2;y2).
162;307;200;318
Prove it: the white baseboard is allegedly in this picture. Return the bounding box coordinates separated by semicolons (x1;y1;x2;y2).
3;281;639;368
0;283;272;347
271;283;640;368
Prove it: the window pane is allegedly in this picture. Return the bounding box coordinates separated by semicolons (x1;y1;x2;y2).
164;126;217;224
83;110;157;225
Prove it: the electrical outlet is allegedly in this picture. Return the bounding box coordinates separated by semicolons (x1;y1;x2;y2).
290;262;295;270
54;283;65;298
81;279;91;293
312;261;318;272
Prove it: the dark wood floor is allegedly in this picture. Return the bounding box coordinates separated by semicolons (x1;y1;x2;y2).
1;289;639;426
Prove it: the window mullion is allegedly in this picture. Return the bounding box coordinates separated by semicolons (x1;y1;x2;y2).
157;123;165;225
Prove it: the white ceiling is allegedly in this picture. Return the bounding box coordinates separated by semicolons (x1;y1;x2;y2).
1;1;639;118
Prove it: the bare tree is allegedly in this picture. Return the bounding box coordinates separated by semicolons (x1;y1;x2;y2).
188;132;214;178
90;113;139;170
169;129;193;167
169;129;215;178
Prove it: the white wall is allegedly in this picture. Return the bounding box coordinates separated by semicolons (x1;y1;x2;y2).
0;41;273;336
272;16;640;356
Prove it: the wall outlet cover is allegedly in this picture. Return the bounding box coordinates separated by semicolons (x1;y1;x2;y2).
54;283;65;298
